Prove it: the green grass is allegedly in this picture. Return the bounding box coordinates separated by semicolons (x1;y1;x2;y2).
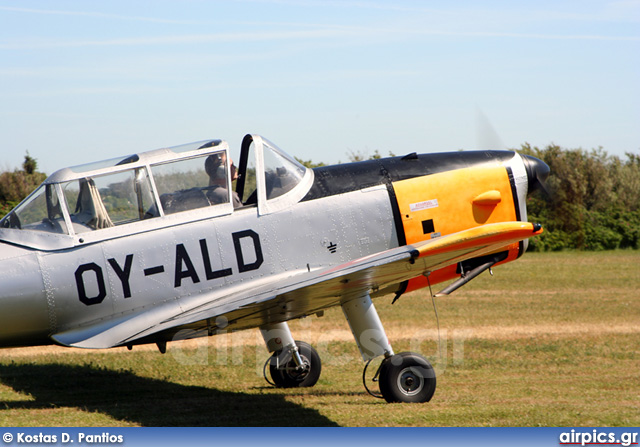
1;251;638;427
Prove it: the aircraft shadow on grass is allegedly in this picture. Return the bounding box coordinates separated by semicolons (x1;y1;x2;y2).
0;362;339;427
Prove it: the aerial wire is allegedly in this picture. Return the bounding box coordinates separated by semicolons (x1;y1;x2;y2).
425;272;443;365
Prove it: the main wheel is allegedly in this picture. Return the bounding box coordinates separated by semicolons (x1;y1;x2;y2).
378;352;436;403
269;341;321;388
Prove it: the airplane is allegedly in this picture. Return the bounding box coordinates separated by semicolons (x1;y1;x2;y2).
0;134;549;403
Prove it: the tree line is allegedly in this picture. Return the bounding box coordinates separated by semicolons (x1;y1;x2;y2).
0;154;46;218
2;146;639;251
519;144;639;251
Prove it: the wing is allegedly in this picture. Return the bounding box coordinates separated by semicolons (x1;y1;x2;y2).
52;221;542;349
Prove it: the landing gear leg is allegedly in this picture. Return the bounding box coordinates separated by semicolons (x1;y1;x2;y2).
260;322;321;388
342;294;436;403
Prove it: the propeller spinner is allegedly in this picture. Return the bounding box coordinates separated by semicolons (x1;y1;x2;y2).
522;154;551;196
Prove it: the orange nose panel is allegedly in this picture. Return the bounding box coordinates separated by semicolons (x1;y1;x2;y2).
392;165;517;246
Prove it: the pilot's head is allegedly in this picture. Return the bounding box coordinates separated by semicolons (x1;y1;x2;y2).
205;152;237;186
205;153;225;181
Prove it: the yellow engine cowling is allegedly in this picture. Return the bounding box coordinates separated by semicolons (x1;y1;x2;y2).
392;164;522;292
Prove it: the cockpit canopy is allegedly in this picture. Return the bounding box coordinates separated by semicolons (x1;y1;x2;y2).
1;140;231;236
0;136;312;247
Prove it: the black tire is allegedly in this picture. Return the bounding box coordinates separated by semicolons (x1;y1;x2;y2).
269;341;321;388
378;352;436;403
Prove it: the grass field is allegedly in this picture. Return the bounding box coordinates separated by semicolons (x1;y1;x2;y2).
1;251;638;427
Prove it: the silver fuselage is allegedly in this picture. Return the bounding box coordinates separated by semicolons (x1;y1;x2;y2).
0;185;396;347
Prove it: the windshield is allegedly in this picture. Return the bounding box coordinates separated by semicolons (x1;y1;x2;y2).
238;136;308;206
262;138;306;200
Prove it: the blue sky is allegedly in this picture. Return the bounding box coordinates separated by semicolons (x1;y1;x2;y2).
1;0;639;174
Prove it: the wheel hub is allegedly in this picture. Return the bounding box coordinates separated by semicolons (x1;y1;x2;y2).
398;367;424;396
284;355;310;379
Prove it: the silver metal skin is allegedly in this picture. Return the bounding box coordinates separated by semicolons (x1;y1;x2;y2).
0;244;49;347
0;136;540;357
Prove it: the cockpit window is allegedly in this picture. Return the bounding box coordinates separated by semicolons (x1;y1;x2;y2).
262;139;306;200
62;168;157;233
0;184;67;234
151;150;231;215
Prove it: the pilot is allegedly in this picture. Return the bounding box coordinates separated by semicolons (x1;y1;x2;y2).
204;152;242;208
